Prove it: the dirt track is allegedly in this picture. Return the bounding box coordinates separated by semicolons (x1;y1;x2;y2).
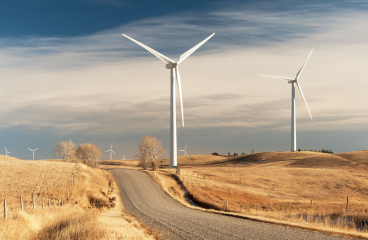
111;169;349;240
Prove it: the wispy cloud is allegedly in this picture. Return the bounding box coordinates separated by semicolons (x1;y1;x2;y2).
0;1;368;139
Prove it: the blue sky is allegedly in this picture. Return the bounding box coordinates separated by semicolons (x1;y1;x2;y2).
1;0;368;160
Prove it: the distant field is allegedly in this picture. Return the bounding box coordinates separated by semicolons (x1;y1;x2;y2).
173;151;368;209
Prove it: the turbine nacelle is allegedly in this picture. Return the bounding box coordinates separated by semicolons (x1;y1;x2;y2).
166;63;177;69
288;80;297;83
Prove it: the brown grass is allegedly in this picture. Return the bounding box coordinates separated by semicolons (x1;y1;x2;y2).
149;151;368;238
0;155;156;240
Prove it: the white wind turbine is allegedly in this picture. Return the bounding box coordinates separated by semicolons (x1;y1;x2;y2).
122;33;215;168
122;155;125;160
5;147;10;156
28;148;38;161
179;145;188;156
106;144;116;160
259;48;314;152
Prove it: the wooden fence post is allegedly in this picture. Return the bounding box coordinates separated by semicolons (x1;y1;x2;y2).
214;198;215;204
20;196;23;211
48;199;50;209
346;196;349;212
4;199;7;220
311;200;313;210
32;195;35;210
42;197;44;210
53;200;55;207
257;204;259;213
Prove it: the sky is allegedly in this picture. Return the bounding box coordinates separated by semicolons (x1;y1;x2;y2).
1;0;368;160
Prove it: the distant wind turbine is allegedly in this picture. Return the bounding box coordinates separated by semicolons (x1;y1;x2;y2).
122;33;215;168
259;48;314;152
5;147;10;156
105;144;116;161
179;145;188;156
28;148;38;161
122;155;125;160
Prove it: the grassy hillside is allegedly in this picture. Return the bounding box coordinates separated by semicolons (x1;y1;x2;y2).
150;151;368;237
0;156;155;240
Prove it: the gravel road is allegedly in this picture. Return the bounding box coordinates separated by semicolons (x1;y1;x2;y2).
111;169;351;240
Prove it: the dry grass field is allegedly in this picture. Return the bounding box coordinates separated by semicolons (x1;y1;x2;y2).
0;156;157;240
149;151;368;237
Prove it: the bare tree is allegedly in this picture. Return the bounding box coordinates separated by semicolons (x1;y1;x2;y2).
75;143;102;168
53;140;76;162
137;135;165;171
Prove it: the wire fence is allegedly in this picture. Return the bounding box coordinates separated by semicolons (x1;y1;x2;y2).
2;162;79;220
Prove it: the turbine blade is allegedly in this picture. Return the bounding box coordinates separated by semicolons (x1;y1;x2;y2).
122;34;175;64
112;151;116;155
296;82;313;119
35;148;38;151
175;66;185;127
177;33;215;64
259;74;295;82
296;48;314;79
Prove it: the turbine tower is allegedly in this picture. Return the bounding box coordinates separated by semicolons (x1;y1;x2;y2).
105;144;116;161
28;148;38;161
122;33;215;168
259;48;314;152
5;147;10;157
179;145;188;156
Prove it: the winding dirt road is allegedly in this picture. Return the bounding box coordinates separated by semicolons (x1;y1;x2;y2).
111;169;350;240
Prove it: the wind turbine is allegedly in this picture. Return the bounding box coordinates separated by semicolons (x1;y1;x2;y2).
122;33;215;168
5;147;10;156
259;48;314;152
28;148;38;161
179;145;188;156
122;155;125;160
105;144;116;161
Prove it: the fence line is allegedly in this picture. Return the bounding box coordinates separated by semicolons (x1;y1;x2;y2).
176;169;367;222
2;163;79;220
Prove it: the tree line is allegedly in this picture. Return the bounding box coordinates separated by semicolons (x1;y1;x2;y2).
53;140;102;168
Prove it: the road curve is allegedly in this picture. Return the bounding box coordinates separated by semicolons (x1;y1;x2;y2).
110;169;349;240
